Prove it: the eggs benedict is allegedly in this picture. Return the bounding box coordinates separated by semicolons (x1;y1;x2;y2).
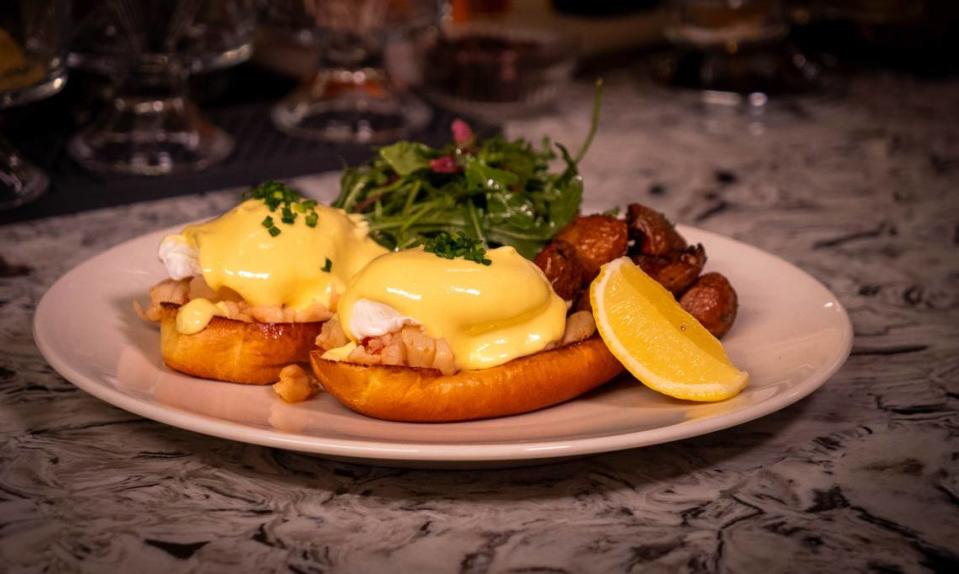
310;233;624;421
139;181;387;384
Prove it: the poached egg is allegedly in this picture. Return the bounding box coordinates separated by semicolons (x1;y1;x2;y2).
328;246;567;371
160;199;387;334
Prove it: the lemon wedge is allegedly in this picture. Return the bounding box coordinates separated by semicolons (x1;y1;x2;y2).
590;257;748;401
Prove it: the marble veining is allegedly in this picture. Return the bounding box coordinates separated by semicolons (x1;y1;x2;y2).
1;72;958;572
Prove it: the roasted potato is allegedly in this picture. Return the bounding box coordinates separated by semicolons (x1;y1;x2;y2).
627;204;687;256
534;239;586;302
555;214;629;280
679;272;738;339
633;243;707;295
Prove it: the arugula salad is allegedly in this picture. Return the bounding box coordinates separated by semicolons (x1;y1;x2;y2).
333;82;602;259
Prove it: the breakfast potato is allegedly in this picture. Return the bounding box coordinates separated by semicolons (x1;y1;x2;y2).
555;214;629;280
627;204;687;256
534;239;586;302
633;244;707;295
680;272;738;338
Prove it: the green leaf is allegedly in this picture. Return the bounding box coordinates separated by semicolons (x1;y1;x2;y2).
379;142;431;176
463;202;487;243
548;173;582;230
464;157;519;192
335;167;371;210
485;229;546;260
487;191;536;227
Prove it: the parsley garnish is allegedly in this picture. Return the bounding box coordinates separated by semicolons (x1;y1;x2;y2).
322;258;333;272
423;231;492;266
245;180;319;236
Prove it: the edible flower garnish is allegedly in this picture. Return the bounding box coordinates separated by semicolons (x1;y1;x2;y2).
451;118;473;145
245;180;319;236
423;231;492;266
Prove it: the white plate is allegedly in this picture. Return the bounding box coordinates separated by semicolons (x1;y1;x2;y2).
34;224;852;467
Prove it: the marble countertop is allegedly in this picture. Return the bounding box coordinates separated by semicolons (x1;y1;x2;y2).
2;72;957;572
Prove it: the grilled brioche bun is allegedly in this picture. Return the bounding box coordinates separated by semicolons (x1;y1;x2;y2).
309;337;624;422
159;303;323;385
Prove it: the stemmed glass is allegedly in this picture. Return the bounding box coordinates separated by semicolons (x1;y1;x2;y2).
269;0;439;144
67;0;256;176
657;0;821;101
0;0;68;209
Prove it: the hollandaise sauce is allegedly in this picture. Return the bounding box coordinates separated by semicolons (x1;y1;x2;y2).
166;199;386;333
336;247;567;371
176;299;221;335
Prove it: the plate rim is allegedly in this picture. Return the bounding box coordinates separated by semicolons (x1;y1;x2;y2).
33;224;854;463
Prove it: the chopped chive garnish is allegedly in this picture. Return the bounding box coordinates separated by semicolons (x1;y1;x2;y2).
322;258;333;272
423;231;491;265
245;180;321;237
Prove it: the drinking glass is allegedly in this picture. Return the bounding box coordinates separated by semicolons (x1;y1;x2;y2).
657;0;820;99
67;0;256;176
666;0;787;49
0;0;68;209
269;0;439;144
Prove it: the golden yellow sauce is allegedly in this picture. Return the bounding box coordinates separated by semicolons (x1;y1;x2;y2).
175;299;221;335
336;247;567;371
322;341;357;362
172;199;386;333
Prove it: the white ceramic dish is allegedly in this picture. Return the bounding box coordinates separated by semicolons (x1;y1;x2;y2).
34;224;852;467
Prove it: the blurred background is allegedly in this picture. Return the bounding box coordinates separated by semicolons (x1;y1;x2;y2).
1;0;957;222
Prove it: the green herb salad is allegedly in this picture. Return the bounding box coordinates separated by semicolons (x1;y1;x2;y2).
333;81;602;259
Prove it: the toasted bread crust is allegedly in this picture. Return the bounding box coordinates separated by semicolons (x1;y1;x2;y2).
309;337;624;422
159;303;323;385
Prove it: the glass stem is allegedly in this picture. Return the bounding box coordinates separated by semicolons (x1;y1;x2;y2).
114;54;188;103
317;29;384;71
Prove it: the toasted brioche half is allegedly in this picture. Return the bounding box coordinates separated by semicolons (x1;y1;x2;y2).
159;303;323;385
309;337;624;422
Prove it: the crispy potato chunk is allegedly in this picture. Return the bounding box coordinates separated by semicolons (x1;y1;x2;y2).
555;215;629;280
534;239;586;302
626;204;687;256
680;272;739;339
633;244;706;295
